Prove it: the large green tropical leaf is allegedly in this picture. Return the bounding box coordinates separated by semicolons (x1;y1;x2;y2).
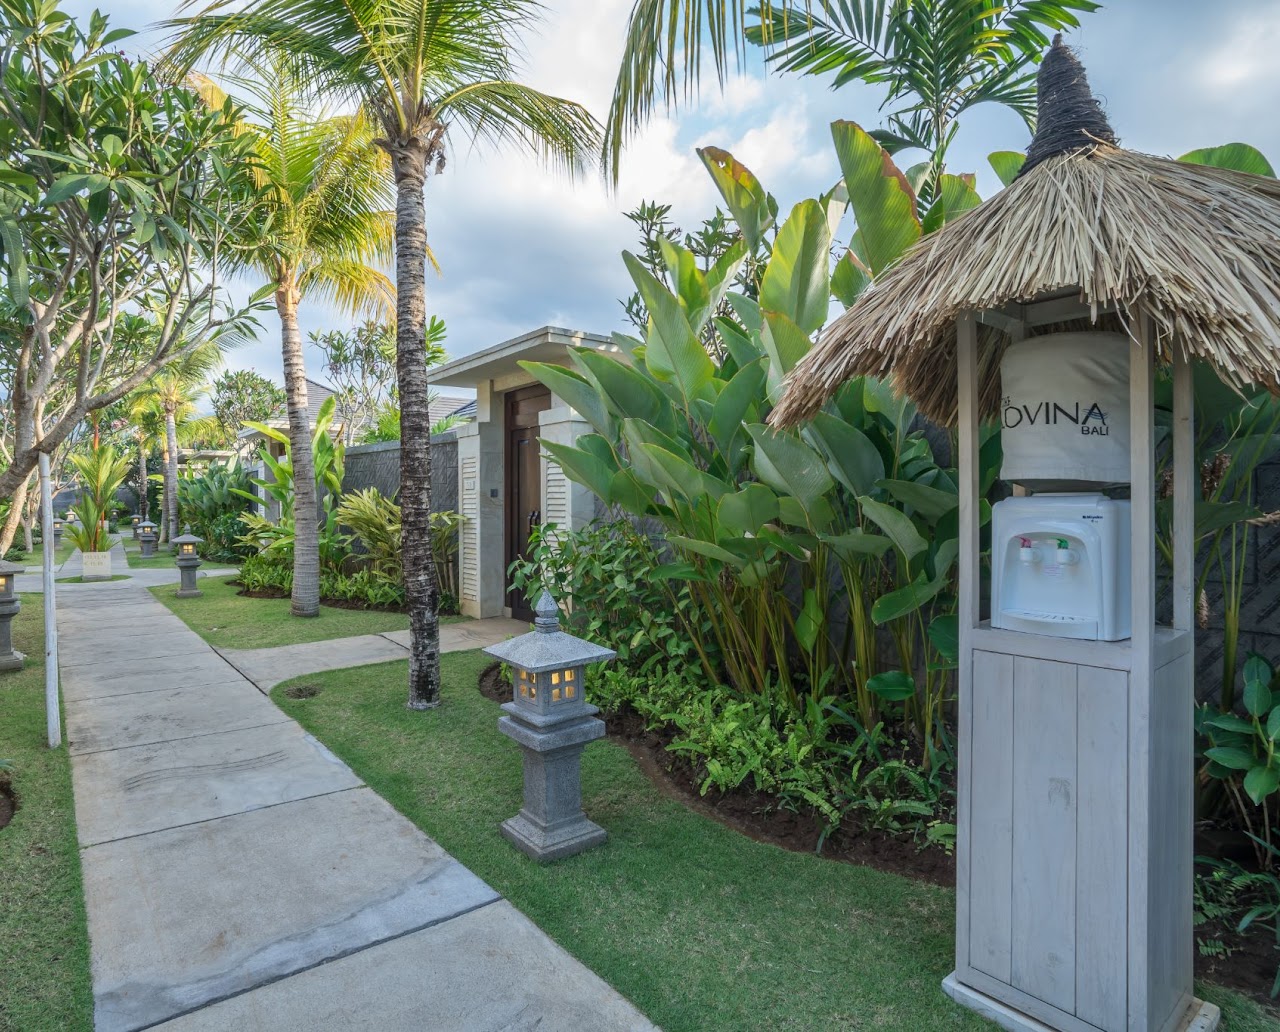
858;495;927;561
759;198;831;334
574;347;675;434
717;483;780;536
1178;144;1275;177
831;120;921;276
698;146;775;250
988;150;1026;186
625;251;716;403
747;424;834;513
519;360;614;437
805;411;884;497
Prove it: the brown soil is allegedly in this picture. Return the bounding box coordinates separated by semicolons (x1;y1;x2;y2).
284;684;321;700
475;661;1280;1011
0;780;16;832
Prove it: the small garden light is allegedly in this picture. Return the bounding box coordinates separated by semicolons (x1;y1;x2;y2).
484;588;615;861
51;517;63;544
137;519;158;558
172;524;204;598
0;559;25;672
131;513;141;540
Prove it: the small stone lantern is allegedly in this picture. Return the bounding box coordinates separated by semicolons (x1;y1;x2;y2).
484;589;615;861
131;514;141;540
172;525;204;598
138;519;158;558
51;517;63;545
0;559;25;672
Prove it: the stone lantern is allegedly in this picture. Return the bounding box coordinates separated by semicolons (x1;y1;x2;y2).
138;519;158;558
130;514;141;540
51;517;63;545
484;589;615;861
0;559;25;671
172;525;204;598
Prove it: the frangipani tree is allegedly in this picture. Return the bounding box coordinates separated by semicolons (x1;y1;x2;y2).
166;0;602;708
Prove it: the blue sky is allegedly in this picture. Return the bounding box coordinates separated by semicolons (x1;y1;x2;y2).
63;0;1280;390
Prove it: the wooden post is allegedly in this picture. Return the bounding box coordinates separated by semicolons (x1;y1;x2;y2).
1171;342;1195;632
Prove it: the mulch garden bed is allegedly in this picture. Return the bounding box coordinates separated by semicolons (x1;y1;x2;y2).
477;660;1280;1011
0;780;16;832
477;661;954;886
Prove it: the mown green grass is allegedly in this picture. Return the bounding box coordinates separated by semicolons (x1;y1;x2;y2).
151;574;411;649
56;574;131;584
0;596;93;1032
269;651;1280;1032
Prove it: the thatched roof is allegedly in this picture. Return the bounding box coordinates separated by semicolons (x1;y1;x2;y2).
771;36;1280;428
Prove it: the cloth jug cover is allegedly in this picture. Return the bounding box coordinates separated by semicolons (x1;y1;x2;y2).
999;331;1131;484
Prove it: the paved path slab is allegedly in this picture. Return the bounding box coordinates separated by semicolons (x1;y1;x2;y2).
66;678;286;754
59;577;655;1032
152;900;655;1032
71;722;356;847
219;616;530;691
84;788;499;1032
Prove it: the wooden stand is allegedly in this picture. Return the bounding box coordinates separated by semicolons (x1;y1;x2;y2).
947;305;1220;1032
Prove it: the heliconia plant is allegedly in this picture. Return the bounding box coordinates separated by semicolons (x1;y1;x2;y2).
521;122;999;760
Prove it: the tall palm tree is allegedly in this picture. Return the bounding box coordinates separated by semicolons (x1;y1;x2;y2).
138;347;224;545
604;0;1099;184
166;0;601;708
188;59;395;617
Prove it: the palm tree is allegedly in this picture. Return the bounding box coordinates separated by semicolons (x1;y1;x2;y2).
187;59;395;618
604;0;1099;186
166;0;601;708
137;347;224;546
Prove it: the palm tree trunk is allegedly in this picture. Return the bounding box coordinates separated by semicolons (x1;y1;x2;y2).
276;280;320;618
138;441;149;521
165;409;180;548
390;140;440;710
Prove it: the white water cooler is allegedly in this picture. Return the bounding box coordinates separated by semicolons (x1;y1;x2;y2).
991;493;1131;641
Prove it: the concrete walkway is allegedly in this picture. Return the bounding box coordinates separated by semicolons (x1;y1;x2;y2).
58;579;653;1032
217;617;529;691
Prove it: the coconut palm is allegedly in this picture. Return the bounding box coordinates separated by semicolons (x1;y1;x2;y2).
137;346;225;546
605;0;1099;185
165;0;601;707
186;58;395;618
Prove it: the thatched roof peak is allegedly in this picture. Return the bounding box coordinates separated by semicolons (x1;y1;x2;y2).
1018;35;1118;178
770;42;1280;429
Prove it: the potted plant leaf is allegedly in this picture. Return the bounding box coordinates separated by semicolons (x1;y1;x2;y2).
66;445;132;580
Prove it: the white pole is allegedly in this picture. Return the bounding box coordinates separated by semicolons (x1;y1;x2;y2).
39;451;60;749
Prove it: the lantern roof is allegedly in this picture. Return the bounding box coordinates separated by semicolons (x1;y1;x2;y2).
0;559;24;576
138;519;157;529
483;589;616;672
771;35;1280;428
171;524;203;545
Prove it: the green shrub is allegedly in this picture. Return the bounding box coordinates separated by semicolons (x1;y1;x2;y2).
320;569;404;609
510;520;705;674
238;552;292;594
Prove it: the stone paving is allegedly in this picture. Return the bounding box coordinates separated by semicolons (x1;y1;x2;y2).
56;576;654;1032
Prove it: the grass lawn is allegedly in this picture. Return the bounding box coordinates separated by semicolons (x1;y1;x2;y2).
151;575;412;649
57;574;131;584
120;536;196;570
273;652;1278;1032
0;597;93;1032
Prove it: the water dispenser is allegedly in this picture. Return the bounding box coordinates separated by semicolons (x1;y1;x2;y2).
991;493;1131;640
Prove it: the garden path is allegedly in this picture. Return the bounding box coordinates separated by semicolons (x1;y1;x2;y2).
216;617;529;691
15;538;239;591
57;577;654;1032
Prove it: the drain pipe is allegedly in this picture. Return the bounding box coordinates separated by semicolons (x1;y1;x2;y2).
39;451;60;749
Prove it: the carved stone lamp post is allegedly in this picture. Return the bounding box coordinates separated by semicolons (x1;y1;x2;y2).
138;520;158;558
172;525;204;598
51;517;63;545
0;559;25;672
131;514;141;540
484;589;615;861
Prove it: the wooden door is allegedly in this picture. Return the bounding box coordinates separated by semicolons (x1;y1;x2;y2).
505;385;552;620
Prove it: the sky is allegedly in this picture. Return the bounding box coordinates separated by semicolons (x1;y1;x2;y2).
62;0;1280;394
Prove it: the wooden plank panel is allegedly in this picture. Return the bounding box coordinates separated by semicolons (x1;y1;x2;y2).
1011;656;1078;1013
968;651;1015;982
1148;652;1196;1030
1075;666;1128;1032
1171;342;1195;631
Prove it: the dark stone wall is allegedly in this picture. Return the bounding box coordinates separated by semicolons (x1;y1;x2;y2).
341;434;459;513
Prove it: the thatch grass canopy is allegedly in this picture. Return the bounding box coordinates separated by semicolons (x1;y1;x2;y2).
771;38;1280;429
